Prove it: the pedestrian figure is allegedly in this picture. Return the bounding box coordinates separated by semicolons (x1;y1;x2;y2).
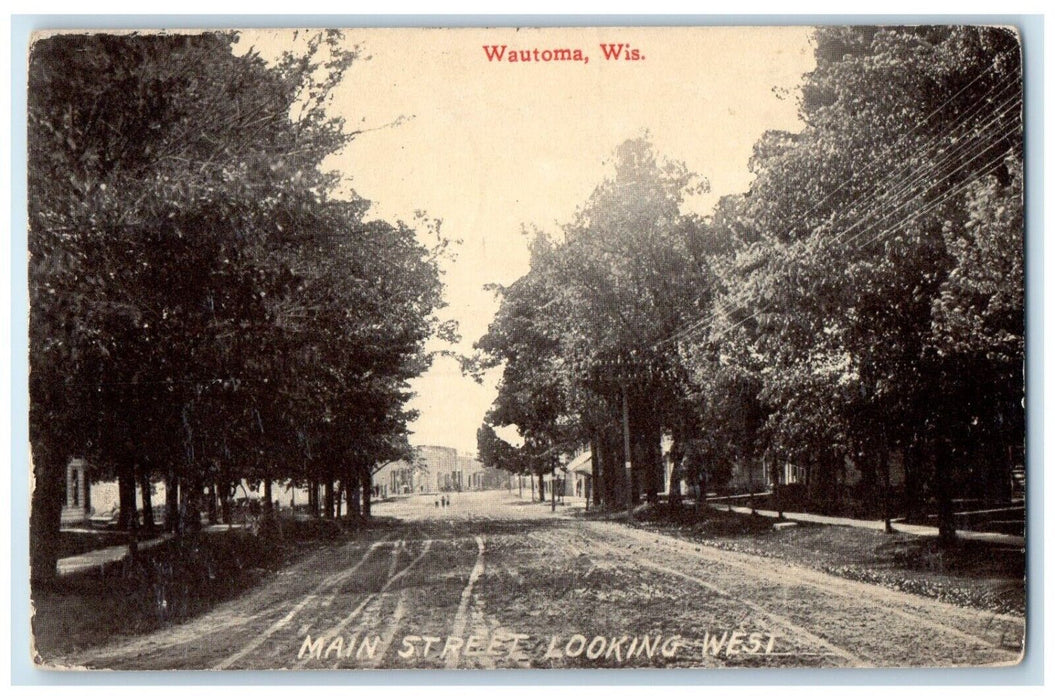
435;499;440;508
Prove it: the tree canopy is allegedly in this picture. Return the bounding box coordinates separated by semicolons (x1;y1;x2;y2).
472;26;1023;537
29;30;450;584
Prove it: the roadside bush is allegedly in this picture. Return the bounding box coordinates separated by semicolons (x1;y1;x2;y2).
55;531;129;558
283;517;346;541
32;520;351;659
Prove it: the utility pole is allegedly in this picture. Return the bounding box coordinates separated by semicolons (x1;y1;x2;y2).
622;382;633;521
587;352;669;521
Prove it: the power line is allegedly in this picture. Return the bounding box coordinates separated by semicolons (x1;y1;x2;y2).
657;80;1021;350
655;70;1020;349
684;143;1018;350
652;73;1021;351
682;146;1016;351
666;119;1019;352
741;62;1007;247
830;91;1022;251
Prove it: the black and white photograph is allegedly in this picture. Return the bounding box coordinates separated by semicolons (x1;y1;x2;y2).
24;24;1026;671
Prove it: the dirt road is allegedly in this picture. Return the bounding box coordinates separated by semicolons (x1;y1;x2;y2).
54;491;1024;670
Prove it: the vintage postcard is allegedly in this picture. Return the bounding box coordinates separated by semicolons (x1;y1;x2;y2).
26;25;1026;671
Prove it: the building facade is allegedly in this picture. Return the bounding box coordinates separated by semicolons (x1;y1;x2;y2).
371;445;491;497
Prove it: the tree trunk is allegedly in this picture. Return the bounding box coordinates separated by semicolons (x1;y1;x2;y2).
551;465;557;512
361;465;372;519
341;478;353;519
263;475;273;514
590;436;602;507
599;427;620;509
830;454;842;515
985;437;1010;506
124;462;141;558
127;507;140;559
770;455;784;520
166;470;180;533
640;419;662;505
118;463;137;530
903;442;922;519
324;479;334;519
219;483;229;525
879;440;893;533
177;478;189;534
747;456;757;515
596;437;607;509
182;477;202;533
934;440;957;547
622;388;634;515
537;472;545;502
613;429;627;510
697;471;707;515
30;449;64;589
350;470;362;518
139;464;155;532
207;483;218;524
668;460;681;514
84;475;91;514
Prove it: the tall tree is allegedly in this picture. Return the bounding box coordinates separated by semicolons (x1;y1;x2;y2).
28;30;450;584
686;26;1023;536
474;138;719;508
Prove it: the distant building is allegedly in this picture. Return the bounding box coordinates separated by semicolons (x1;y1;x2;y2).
418;445;459;491
59;457;169;528
60;458;91;526
456;451;486;490
565;449;593;499
371;445;494;497
556;436;681;502
373;457;429;496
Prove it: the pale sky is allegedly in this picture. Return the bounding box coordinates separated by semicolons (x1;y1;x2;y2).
241;27;816;455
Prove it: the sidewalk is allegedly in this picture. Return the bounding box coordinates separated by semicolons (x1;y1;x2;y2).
56;523;247;577
717;504;1025;547
57;535;172;576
